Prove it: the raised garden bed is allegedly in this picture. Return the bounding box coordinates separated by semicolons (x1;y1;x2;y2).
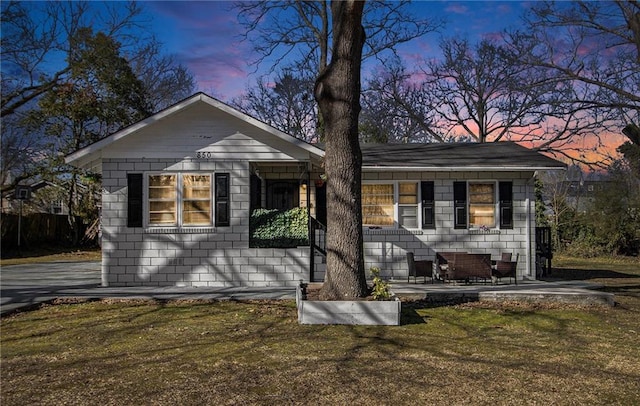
295;283;401;326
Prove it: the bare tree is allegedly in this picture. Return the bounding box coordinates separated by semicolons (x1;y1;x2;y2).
365;39;559;144
235;0;443;77
514;1;640;147
232;67;318;142
128;39;196;112
314;0;368;299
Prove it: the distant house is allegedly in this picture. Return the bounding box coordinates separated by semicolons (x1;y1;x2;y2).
65;93;565;287
1;180;71;215
563;179;610;213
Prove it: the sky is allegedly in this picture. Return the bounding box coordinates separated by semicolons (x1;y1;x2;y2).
142;1;532;101
2;1;627;161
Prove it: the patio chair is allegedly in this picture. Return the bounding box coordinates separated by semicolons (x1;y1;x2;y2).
406;252;433;284
493;253;519;285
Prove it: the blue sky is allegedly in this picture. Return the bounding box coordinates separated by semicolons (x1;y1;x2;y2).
143;1;531;101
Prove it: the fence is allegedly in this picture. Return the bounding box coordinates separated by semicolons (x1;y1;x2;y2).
1;213;87;249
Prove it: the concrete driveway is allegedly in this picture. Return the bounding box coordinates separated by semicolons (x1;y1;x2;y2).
0;261;101;315
0;261;296;316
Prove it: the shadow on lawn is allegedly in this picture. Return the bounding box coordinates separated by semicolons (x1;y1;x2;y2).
541;268;639;281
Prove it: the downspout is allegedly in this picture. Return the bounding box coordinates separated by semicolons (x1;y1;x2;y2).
526;174;535;280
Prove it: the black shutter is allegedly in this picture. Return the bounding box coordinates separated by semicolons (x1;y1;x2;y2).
127;173;143;228
453;181;467;229
499;181;513;229
215;173;230;227
421;181;435;229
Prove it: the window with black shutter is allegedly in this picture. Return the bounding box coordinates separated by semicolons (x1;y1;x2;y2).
215;173;230;227
127;173;143;227
421;181;435;229
453;181;467;229
499;181;513;229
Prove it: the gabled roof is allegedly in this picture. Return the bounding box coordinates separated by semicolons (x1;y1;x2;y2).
65;92;325;168
361;142;566;171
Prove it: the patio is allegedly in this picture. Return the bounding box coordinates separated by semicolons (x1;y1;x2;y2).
390;279;614;306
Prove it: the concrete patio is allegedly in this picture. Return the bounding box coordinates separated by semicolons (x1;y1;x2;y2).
390;279;615;306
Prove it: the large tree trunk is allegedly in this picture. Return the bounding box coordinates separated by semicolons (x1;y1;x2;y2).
314;0;368;299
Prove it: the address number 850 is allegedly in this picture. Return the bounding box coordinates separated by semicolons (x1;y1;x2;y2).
196;152;213;159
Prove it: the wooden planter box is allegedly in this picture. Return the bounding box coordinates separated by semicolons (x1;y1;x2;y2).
296;284;401;326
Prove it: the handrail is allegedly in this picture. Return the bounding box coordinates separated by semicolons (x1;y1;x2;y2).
310;216;327;256
309;216;327;282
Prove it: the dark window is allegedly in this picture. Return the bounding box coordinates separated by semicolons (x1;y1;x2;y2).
421;181;435;229
127;173;143;227
499;181;513;229
453;181;467;229
215;173;230;227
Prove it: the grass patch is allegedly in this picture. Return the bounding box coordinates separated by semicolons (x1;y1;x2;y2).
2;256;640;404
549;255;640;300
0;245;101;266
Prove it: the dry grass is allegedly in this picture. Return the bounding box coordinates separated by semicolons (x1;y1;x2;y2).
2;256;640;405
0;245;101;266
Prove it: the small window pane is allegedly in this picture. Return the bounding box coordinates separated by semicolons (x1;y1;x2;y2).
148;175;176;225
399;206;418;228
398;182;418;228
183;174;211;226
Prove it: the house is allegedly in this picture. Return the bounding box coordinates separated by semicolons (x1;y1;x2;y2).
65;93;565;287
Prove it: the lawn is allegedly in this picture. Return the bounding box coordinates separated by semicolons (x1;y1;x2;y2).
1;256;639;405
0;245;101;265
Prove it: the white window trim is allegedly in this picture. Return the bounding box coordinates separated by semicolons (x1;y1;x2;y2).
361;180;422;230
144;172;214;228
467;180;499;230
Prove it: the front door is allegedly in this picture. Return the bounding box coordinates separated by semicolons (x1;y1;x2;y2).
266;180;299;211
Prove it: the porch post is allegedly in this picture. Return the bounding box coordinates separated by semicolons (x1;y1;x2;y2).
307;167;314;282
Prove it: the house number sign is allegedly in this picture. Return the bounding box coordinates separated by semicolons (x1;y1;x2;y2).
196;151;214;159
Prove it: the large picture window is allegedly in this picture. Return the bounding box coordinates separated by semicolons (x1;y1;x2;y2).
147;173;213;227
362;184;394;226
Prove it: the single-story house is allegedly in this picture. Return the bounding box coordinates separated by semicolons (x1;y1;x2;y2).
65;92;565;287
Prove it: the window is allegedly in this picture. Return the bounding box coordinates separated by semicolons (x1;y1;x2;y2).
454;181;513;229
398;182;418;228
469;183;496;228
362;184;394;226
361;182;420;228
143;173;222;227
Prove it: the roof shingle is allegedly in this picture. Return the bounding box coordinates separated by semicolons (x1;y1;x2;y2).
361;142;566;170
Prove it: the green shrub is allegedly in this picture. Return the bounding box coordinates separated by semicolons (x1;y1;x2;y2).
370;267;391;300
250;207;309;248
